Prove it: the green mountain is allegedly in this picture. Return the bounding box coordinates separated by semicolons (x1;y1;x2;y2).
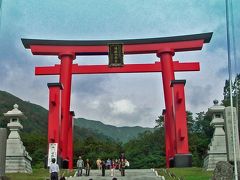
0;90;48;134
0;90;152;142
75;118;153;143
0;90;111;141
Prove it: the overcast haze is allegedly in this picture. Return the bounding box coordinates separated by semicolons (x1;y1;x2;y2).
0;0;239;127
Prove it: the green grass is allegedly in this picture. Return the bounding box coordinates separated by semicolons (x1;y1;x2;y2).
6;169;75;180
158;167;213;180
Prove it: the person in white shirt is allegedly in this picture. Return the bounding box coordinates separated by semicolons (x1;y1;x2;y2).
49;158;59;180
77;156;84;176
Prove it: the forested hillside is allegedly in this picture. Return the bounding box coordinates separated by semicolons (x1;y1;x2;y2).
75;118;153;143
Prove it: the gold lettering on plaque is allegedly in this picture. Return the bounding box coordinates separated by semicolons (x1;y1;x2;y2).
108;43;124;67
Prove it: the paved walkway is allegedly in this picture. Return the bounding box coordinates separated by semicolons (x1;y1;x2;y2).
67;169;161;180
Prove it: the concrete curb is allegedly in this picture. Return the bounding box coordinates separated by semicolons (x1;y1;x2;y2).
151;168;165;179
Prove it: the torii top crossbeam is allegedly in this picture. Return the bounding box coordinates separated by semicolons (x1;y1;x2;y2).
22;32;212;55
22;32;212;75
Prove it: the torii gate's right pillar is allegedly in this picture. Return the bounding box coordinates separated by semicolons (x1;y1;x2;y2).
157;48;192;167
171;80;192;167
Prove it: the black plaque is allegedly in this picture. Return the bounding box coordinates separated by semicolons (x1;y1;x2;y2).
108;43;124;67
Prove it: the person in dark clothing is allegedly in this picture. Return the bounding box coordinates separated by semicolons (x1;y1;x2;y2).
60;176;66;180
85;159;91;176
119;153;125;160
120;158;126;176
101;160;106;176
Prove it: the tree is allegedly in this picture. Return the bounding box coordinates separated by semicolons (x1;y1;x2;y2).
155;115;164;128
21;132;47;168
222;74;240;112
124;129;165;168
155;111;194;131
154;111;212;166
187;111;194;133
188;111;213;166
73;136;122;169
222;74;240;131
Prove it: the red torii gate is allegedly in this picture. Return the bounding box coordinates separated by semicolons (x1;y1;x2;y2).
22;32;212;168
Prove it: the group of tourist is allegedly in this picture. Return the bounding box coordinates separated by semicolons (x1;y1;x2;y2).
76;153;129;177
49;153;129;180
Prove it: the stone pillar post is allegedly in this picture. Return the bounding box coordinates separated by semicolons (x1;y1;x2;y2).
224;106;240;162
0;128;7;178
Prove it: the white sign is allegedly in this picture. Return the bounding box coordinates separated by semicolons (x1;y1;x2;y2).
47;143;58;167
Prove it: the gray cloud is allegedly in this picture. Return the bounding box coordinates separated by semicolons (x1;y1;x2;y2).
217;67;229;78
188;84;214;107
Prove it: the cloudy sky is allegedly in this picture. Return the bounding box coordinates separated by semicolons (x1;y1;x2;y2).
0;0;239;127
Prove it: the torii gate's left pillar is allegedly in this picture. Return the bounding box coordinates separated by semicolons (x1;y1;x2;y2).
47;83;63;164
157;49;176;166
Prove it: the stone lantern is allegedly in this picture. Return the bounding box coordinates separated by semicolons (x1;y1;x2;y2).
203;100;227;171
209;100;226;138
4;104;32;173
5;104;24;140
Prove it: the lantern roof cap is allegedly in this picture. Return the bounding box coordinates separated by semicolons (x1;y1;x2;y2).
4;104;24;117
208;100;225;113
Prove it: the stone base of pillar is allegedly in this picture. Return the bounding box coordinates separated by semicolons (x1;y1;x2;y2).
169;157;174;168
0;176;8;180
203;153;227;171
6;156;32;173
174;154;192;167
62;159;69;169
0;128;7;177
6;139;32;173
